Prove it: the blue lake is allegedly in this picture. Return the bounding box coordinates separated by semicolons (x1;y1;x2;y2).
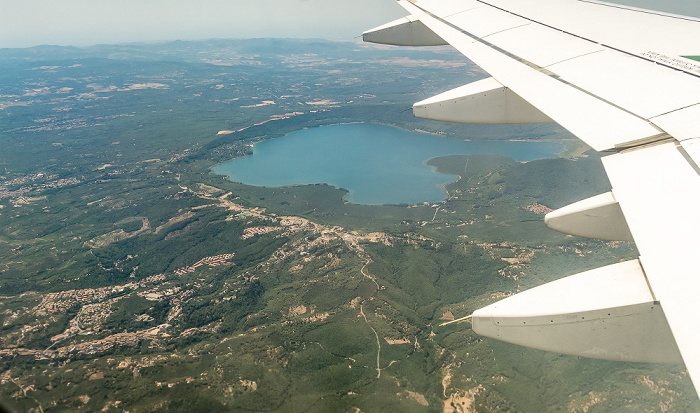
212;123;562;205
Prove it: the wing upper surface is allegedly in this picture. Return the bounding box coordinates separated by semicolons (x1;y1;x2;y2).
387;0;700;397
483;0;700;57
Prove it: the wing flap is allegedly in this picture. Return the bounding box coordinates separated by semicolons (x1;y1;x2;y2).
602;142;700;396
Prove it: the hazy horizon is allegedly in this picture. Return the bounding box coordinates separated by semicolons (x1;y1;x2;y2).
2;0;699;49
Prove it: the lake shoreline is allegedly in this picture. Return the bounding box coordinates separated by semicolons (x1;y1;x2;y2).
211;123;563;206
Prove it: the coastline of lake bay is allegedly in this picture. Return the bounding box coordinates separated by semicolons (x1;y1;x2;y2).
212;123;563;205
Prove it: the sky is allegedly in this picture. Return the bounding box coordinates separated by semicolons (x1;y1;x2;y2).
0;0;405;48
1;0;700;49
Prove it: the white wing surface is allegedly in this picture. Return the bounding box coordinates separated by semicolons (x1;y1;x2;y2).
365;0;700;397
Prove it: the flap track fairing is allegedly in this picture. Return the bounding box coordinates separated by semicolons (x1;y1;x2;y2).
413;77;553;124
363;15;448;46
471;260;681;363
544;191;634;241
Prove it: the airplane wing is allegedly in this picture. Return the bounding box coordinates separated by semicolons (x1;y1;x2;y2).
364;0;700;396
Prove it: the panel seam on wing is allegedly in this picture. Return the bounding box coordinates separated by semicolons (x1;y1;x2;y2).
541;49;603;70
442;6;484;20
480;23;531;40
649;102;700;121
